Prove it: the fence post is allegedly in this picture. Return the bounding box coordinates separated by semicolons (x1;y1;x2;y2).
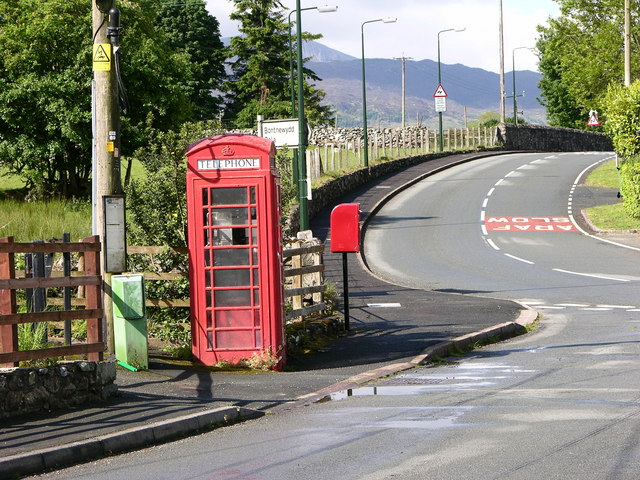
323;144;328;172
0;237;18;367
63;232;72;345
83;235;104;362
291;239;303;320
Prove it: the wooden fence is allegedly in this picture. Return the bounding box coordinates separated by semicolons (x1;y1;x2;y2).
0;238;327;366
0;236;104;367
124;243;326;319
282;240;326;320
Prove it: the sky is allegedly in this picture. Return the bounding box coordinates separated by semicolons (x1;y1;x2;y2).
206;0;561;73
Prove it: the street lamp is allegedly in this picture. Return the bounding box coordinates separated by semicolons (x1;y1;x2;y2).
437;27;465;152
288;6;338;117
289;5;338;230
512;46;534;124
361;17;397;167
290;4;337;231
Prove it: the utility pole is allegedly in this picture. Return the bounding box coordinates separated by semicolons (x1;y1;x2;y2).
625;0;631;87
92;0;120;353
393;54;412;128
498;0;506;123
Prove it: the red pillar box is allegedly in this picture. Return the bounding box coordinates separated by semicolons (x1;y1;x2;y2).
186;134;285;369
330;203;361;253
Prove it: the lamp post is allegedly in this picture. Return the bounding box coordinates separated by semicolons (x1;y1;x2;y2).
288;5;336;229
288;6;337;117
498;0;506;124
361;17;397;167
511;46;534;124
437;27;465;152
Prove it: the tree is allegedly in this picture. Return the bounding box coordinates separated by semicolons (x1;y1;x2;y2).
536;0;639;128
0;0;194;198
155;0;227;121
225;0;333;128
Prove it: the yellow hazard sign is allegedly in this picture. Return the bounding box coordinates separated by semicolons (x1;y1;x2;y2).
93;44;111;71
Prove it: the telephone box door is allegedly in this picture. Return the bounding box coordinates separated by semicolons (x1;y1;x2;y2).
193;179;266;364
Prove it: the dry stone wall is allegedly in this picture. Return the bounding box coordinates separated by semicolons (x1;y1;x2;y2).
0;361;117;419
497;123;613;152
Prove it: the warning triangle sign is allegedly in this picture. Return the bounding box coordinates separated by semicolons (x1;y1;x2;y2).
433;84;448;97
93;44;110;63
587;110;600;126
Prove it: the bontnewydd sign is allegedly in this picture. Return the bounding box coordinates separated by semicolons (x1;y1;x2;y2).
259;119;299;147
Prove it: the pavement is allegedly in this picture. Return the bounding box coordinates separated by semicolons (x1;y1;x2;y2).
1;150;633;479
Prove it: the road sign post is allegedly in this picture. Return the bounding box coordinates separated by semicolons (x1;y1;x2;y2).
434;84;448;151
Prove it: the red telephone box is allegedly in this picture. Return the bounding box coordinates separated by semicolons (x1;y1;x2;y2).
186;134;285;368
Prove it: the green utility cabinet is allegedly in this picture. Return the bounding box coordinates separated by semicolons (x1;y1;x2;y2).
112;274;148;370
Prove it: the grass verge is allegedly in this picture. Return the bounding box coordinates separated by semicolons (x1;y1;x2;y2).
583;159;640;230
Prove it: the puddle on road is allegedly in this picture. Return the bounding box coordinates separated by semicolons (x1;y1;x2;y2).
320;363;535;402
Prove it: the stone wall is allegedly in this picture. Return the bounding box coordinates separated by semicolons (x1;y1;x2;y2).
498;123;613;152
310;126;424;147
0;361;117;419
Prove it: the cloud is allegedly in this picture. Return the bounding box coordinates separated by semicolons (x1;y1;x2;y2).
208;0;559;73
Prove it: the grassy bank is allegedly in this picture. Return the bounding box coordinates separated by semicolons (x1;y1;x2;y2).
584;159;640;230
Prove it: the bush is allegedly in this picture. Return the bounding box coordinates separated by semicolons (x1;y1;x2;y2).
602;81;640;157
620;156;640;218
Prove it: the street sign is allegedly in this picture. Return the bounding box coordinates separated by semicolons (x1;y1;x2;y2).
259;119;300;147
435;96;447;112
587;110;600;127
433;84;448;97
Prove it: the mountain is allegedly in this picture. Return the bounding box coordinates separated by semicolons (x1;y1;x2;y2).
303;41;546;127
302;41;356;62
220;38;546;127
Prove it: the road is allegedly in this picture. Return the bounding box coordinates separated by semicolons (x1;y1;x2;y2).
29;152;640;479
365;151;640;308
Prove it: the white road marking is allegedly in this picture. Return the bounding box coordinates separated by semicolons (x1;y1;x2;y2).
552;268;630;282
596;305;636;309
487;239;500;251
504;253;535;265
367;303;402;308
567;155;640;252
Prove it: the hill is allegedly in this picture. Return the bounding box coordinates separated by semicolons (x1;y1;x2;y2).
222;38;546;127
302;41;545;128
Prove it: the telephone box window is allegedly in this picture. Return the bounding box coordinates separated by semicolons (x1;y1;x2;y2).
215;309;253;328
214;248;249;266
214;269;251;287
213;227;249;246
212;187;246;205
212;207;247;225
215;289;251;307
